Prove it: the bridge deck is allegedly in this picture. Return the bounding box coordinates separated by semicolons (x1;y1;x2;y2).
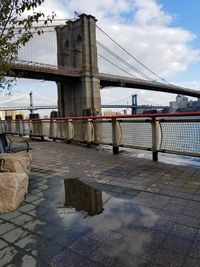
1;139;200;266
10;62;200;98
100;73;200;98
11;61;81;81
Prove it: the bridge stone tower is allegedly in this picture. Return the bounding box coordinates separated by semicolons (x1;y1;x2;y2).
56;14;101;117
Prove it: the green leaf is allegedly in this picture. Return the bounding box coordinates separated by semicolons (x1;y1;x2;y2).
0;0;55;93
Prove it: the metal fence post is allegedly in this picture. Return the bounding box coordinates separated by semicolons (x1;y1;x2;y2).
0;120;3;134
112;118;121;154
151;117;159;161
66;120;74;143
19;120;23;136
32;120;44;141
40;121;45;141
22;121;26;136
11;121;16;135
16;120;20;136
85;119;94;146
29;120;32;138
8;120;12;134
49;120;57;141
16;120;23;136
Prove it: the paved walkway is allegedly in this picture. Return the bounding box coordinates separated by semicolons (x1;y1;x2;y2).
0;140;200;267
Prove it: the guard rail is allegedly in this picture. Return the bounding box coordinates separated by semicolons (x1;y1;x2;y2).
1;112;200;161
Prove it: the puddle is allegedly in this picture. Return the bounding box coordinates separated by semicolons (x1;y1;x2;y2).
55;178;159;232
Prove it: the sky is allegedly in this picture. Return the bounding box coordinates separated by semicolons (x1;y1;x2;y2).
2;0;200;115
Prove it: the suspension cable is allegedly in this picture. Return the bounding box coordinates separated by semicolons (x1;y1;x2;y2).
97;41;153;81
98;54;138;79
96;25;171;84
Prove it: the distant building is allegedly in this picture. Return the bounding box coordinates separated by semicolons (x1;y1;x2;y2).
142;109;158;114
103;110;122;116
0;110;26;120
169;95;200;112
170;95;188;112
162;107;170;113
187;98;200;111
169;101;178;113
177;95;188;107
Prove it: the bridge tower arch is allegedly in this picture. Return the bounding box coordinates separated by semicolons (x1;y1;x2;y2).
56;14;101;116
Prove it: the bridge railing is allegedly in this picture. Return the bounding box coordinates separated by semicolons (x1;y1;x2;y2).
12;60;81;76
1;112;200;160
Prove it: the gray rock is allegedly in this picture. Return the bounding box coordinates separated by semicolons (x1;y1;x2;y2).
0;152;31;213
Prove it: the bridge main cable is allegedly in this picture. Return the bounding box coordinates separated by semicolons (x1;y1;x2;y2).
97;41;153;81
98;54;138;79
96;25;172;85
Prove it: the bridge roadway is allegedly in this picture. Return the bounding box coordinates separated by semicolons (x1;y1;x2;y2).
0;104;167;111
11;61;200;98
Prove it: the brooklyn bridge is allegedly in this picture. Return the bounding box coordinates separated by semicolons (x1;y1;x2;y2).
8;14;200;117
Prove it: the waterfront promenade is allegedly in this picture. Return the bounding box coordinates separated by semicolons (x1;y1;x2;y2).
0;139;200;266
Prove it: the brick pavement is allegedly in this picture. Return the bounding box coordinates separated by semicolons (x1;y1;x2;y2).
0;140;200;267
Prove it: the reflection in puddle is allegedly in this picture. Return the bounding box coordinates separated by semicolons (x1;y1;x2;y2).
64;178;104;216
61;178;159;229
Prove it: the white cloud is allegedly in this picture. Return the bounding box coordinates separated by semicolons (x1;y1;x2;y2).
133;0;172;26
94;1;199;79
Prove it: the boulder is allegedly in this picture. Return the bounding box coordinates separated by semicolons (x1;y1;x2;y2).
0;172;28;213
0;152;31;213
0;152;32;175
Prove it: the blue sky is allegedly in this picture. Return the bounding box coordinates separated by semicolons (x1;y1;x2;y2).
161;0;200;35
2;0;200;116
159;0;200;82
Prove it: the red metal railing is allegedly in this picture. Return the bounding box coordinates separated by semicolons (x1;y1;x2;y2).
1;112;200;160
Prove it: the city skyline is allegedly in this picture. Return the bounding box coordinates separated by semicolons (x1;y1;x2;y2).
1;93;200;119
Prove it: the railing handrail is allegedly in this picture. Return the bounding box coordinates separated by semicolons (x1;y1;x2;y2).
2;111;200;122
11;60;81;76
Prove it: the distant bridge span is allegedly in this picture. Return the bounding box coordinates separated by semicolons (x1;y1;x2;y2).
0;105;58;111
11;62;200;98
0;104;167;112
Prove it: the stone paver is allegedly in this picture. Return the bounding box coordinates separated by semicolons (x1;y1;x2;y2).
0;139;200;266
